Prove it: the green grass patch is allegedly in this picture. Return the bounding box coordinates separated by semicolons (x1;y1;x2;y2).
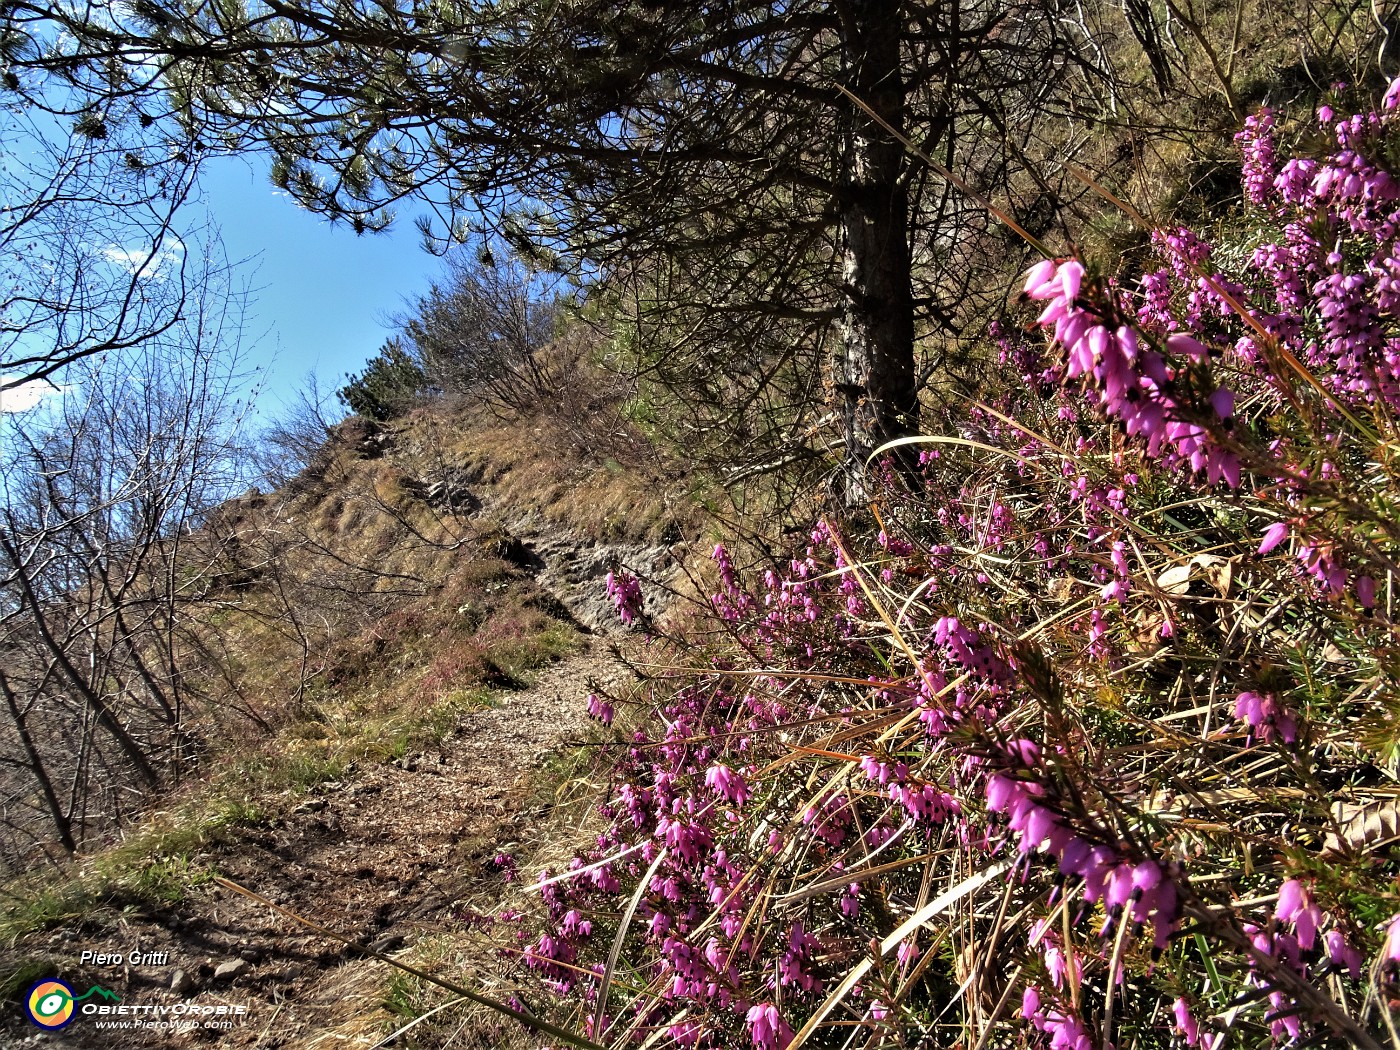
382;966;430;1019
487;622;580;680
0;956;62;1002
232;748;351;794
0;796;252;946
377;933;459;1027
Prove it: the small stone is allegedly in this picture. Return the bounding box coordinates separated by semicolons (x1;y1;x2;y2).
171;970;195;995
213;958;249;982
370;933;404;954
409;895;446;920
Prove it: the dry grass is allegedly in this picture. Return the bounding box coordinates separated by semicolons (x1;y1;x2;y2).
1;387;660;946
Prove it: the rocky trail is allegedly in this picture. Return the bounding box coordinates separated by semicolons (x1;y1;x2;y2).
9;647;632;1050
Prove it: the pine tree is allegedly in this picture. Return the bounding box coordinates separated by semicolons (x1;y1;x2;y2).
4;0;1073;494
336;338;427;421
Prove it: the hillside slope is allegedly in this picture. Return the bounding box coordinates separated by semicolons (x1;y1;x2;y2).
0;394;699;1047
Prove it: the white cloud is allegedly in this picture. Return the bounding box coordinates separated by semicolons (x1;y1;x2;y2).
101;241;184;279
0;376;66;413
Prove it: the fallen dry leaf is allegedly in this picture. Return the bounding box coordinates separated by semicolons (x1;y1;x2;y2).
1324;796;1400;855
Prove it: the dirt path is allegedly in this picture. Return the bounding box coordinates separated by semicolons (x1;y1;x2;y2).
16;646;629;1050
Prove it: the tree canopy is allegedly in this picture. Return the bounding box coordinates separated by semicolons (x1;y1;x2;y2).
2;0;1090;491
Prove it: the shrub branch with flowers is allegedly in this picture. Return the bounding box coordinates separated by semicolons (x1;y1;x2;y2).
498;81;1400;1050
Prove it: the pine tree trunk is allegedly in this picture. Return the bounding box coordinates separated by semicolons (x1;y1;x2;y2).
836;0;917;504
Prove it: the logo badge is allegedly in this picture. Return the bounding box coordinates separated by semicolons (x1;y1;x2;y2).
25;979;76;1029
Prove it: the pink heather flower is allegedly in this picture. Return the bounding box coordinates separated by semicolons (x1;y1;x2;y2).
1025;258;1059;296
1039;1009;1093;1049
605;569;644;625
859;754;892;785
704;763;750;806
777;922;821;992
1258;521;1290;555
1237;108;1279;207
1325;928;1363;979
1165;332;1210;361
1267;988;1303;1041
1021;985;1041;1020
1382;915;1400;968
1275;156;1318;204
1043;944;1073;988
1209;386;1234;420
585;692;615;726
1023;259;1241;489
1109;541;1130;577
1101;577;1129;603
1275;880;1324;950
1131;860;1162;893
1276;879;1305;923
1298;540;1346;597
1105;864;1136;910
1358;574;1378;610
1233;690;1299;744
1172;998;1201;1046
1386;75;1400;111
745;1003;794;1050
896;936;919;967
1019;804;1057;852
1059;259;1085;301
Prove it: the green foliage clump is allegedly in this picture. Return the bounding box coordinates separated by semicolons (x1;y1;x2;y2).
337;337;428;421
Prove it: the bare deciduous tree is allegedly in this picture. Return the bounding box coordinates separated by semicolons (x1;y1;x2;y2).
0;97;213;393
398;241;566;417
0;276;251;869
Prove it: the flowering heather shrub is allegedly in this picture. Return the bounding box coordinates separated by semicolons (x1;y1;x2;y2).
501;84;1400;1050
606;569;645;626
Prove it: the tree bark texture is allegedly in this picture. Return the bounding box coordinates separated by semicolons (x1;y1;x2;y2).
837;0;918;503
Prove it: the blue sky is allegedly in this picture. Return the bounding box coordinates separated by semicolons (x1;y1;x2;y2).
200;155;445;421
1;132;445;424
1;102;451;431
